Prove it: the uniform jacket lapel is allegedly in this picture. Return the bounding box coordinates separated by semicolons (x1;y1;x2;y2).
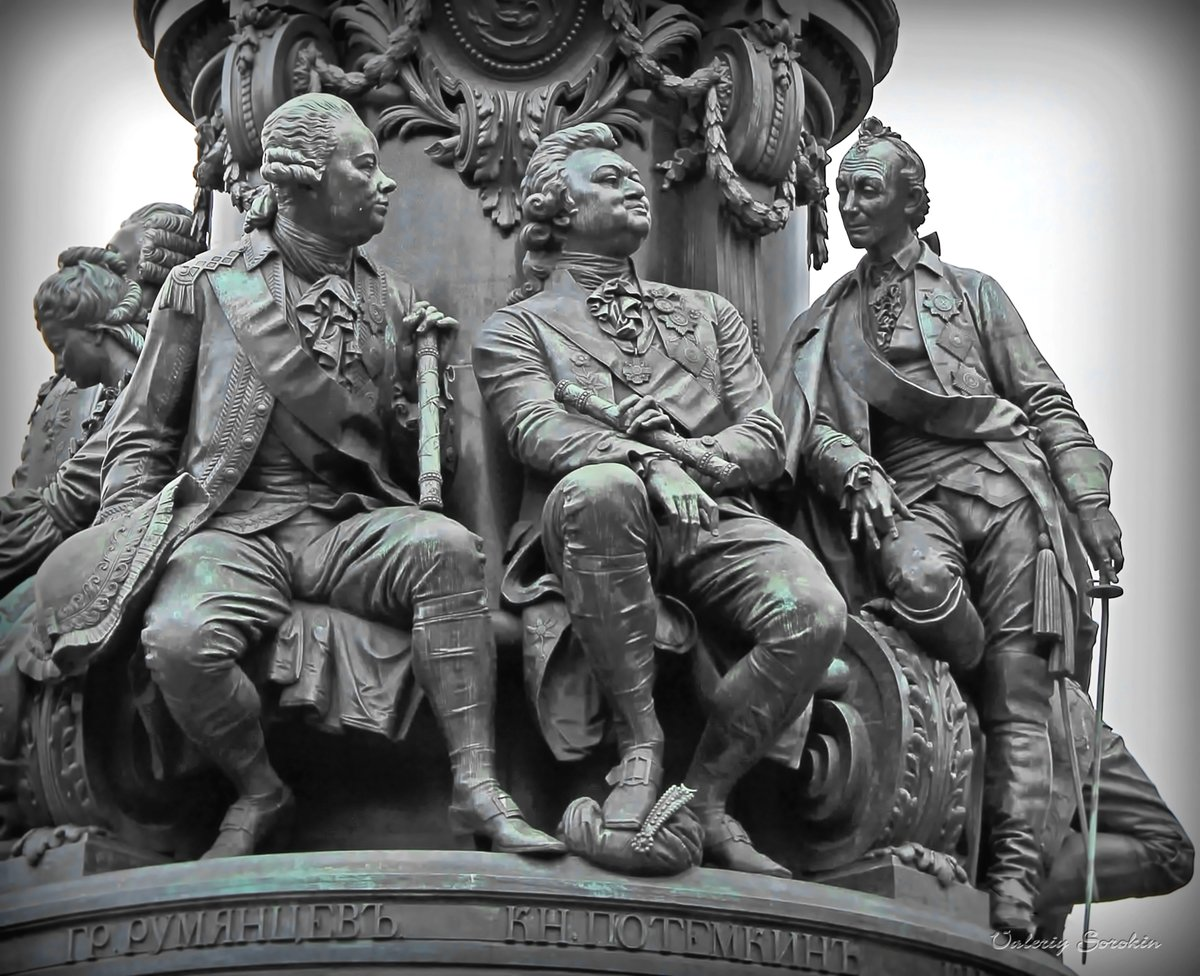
520;270;726;435
208;234;388;475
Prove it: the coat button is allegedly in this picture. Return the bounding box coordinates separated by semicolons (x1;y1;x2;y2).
224;466;237;478
255;402;269;415
242;435;255;447
700;435;718;447
852;427;866;442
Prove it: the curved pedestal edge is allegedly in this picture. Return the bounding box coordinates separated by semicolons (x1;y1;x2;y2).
0;850;1072;975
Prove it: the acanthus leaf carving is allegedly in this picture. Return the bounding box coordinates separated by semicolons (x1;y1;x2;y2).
310;0;697;233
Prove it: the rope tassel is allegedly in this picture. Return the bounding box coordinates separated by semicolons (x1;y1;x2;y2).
1034;535;1070;675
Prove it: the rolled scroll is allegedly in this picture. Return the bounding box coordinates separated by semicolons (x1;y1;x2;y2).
416;331;443;511
553;380;744;488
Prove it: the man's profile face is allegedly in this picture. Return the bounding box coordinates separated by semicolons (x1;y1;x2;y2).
307;117;397;246
560;147;650;257
835;141;913;252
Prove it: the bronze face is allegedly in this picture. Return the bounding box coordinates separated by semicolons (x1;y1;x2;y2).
39;318;105;388
302;117;398;247
836;140;916;257
106;222;143;277
561;147;650;257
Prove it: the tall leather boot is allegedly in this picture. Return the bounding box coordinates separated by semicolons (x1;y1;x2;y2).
561;550;663;829
150;658;293;860
1038;832;1162;912
980;649;1054;937
686;643;826;879
412;594;564;856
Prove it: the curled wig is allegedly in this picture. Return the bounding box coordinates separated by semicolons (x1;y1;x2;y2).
510;122;620;301
245;93;363;230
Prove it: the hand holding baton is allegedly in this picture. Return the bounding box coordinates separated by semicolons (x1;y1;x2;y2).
553;380;744;489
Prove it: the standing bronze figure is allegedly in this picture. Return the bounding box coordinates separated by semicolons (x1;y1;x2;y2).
474;122;847;878
28;93;563;861
770;117;1189;935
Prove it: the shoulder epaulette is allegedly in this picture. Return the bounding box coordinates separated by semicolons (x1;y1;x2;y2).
158;241;247;315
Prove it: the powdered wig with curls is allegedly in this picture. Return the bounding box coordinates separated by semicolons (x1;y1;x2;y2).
245;93;363;230
844;117;931;231
34;248;147;356
510;123;620;302
116;202;203;291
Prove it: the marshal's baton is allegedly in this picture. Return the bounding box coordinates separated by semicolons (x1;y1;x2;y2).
1080;576;1123;966
415;331;443;511
553;380;744;489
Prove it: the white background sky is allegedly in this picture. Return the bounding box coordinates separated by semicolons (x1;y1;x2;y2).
1;1;1197;972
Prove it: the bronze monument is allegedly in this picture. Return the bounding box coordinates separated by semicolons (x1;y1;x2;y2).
0;2;1190;974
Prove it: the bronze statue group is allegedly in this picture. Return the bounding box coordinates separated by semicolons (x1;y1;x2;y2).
0;94;1190;945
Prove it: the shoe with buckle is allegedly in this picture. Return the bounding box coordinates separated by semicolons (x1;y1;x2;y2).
449;781;566;856
701;812;791;878
602;744;664;829
201;785;294;860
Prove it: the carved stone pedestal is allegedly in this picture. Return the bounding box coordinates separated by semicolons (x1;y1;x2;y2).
0;850;1070;975
817;854;990;927
0;830;166;891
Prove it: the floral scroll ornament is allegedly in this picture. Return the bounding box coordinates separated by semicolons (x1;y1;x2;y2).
289;0;698;233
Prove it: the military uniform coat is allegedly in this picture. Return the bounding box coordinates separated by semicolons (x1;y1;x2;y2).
30;229;431;675
473;268;796;760
769;241;1109;680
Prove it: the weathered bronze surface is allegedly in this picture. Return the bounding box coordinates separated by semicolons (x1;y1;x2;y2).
767;117;1192;938
474;121;847;878
0;1;1190;973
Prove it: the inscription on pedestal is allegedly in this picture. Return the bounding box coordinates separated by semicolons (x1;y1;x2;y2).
59;899;869;971
505;905;862;972
67;902;402;962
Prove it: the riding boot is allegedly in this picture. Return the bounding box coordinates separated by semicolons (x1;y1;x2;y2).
412;593;564;856
1037;832;1154;911
561;550;663;829
979;649;1054;936
152;662;293;859
685;643;826;879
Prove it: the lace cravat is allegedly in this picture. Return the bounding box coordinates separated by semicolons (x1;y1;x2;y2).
867;261;905;352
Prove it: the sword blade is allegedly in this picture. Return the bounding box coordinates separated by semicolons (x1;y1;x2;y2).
1080;593;1112;965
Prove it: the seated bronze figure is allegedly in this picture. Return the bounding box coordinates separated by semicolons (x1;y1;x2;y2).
24;93;563;862
474;122;848;878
